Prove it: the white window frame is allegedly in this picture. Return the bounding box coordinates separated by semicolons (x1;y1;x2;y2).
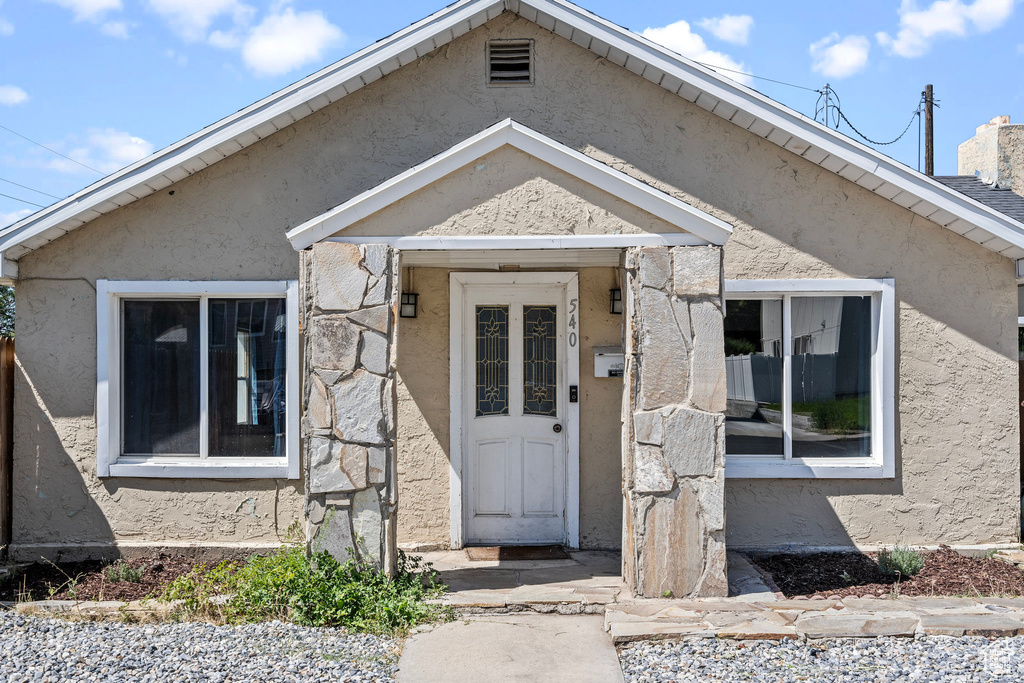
723;278;895;479
96;280;300;479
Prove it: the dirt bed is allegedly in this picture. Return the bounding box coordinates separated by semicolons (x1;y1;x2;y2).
1;555;200;602
752;546;1024;599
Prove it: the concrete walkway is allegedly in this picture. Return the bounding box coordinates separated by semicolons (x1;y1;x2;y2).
396;613;624;683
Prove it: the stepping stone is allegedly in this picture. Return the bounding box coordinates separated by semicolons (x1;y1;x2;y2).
716;620;798;640
795;613;920;639
608;621;713;644
919;614;1024;637
764;599;838;612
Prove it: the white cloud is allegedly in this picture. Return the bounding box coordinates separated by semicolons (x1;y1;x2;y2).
641;20;752;85
41;0;121;22
44;129;155;175
877;0;1015;58
810;33;871;79
0;85;27;106
697;14;754;45
164;48;188;66
100;20;128;38
147;0;255;42
241;7;344;77
0;209;32;227
208;27;244;49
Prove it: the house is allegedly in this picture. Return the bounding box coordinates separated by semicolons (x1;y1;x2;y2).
1;0;1022;599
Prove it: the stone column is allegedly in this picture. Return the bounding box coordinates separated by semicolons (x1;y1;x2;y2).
301;241;399;574
621;245;727;598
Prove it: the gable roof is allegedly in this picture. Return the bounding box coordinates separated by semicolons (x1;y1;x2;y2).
286;118;733;249
3;0;1024;272
933;176;1024;225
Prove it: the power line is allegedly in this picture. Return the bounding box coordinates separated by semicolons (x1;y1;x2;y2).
693;62;819;92
0;176;61;200
0;191;46;208
835;105;920;146
0;123;102;174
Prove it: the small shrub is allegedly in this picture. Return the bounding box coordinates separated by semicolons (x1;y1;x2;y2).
160;546;450;634
877;545;925;579
104;560;143;584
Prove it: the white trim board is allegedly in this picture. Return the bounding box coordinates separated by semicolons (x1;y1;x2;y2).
448;271;580;548
328;233;706;249
2;1;1024;262
96;279;300;480
288;119;732;249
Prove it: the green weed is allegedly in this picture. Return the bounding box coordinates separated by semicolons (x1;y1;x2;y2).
160;546;450;635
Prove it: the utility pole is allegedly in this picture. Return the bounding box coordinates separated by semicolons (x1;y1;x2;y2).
923;84;934;176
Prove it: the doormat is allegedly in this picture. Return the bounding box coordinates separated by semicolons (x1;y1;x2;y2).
465;545;571;561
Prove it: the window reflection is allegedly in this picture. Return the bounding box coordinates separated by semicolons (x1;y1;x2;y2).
122;300;201;455
209;298;287;458
791;296;871;458
724;299;784;457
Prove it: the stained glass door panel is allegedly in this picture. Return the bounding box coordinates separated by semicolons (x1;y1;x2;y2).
523;305;557;417
475;305;509;417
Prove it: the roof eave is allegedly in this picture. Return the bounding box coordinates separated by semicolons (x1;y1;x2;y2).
3;0;1024;262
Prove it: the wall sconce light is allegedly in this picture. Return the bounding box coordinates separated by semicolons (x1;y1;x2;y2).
609;289;622;315
400;292;418;318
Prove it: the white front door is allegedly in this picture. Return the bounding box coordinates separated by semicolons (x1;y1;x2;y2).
462;280;572;545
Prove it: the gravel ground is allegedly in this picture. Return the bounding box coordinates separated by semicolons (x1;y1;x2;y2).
0;611;400;682
619;635;1024;682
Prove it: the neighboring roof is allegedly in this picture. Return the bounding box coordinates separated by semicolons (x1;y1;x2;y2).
933;176;1024;225
286;118;733;249
3;0;1024;267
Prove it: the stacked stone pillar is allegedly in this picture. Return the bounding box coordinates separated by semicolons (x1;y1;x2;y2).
301;242;399;575
622;245;727;598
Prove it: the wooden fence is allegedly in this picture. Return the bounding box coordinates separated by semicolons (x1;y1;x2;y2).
0;338;13;558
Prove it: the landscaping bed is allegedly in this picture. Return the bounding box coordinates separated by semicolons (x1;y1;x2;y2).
2;546;451;636
752;545;1024;598
0;555;198;602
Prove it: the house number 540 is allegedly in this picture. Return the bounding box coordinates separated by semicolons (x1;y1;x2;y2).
568;298;578;348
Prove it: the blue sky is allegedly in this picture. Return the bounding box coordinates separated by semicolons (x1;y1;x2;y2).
1;0;1022;227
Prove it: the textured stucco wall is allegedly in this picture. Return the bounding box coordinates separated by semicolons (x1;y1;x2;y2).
342;145;681;238
12;11;1018;554
13;189;305;558
395;266;623;550
958;121;1024;192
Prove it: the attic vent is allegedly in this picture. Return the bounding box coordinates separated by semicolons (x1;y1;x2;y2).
487;40;534;86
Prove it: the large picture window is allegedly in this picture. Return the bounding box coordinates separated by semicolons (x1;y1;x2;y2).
723;279;895;479
97;281;299;479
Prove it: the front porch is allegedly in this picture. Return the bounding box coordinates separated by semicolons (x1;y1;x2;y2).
417;548;775;613
298;238;731;598
290;119;734;599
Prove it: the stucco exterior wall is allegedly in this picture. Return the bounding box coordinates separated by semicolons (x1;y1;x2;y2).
11;10;1019;555
395;266;623;550
12;188;305;559
341;145;681;238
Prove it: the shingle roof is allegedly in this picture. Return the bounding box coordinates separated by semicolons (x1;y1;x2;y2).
933;176;1024;225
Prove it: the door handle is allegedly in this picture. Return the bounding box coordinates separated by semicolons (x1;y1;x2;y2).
552;423;562;433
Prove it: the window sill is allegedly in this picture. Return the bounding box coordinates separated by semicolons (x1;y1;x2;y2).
725;458;892;479
105;459;294;480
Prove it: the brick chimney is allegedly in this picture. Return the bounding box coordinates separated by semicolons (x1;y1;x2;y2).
958;115;1024;191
